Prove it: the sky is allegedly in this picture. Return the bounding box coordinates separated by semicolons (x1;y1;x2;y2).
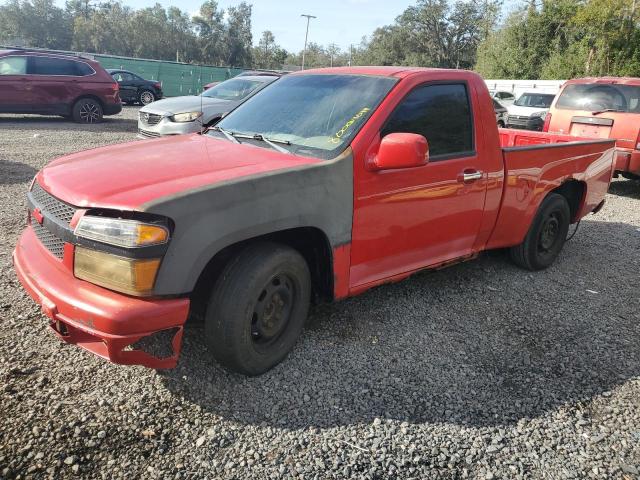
55;0;416;52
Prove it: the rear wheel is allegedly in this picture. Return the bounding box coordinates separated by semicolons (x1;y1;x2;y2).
139;90;155;106
204;242;311;376
72;98;103;124
510;193;571;270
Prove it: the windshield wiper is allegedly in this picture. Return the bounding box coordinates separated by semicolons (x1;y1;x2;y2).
210;126;240;144
232;132;292;155
210;127;293;154
592;108;624;115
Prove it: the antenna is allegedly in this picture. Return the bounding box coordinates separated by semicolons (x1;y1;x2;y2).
200;63;204;135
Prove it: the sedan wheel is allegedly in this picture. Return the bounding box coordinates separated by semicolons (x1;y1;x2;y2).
139;91;155;105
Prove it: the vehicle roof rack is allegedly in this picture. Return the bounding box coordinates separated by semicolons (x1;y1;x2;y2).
1;45;94;60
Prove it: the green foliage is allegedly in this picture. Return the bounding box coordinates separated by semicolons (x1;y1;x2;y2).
0;0;73;49
476;0;640;79
357;0;503;69
0;0;254;67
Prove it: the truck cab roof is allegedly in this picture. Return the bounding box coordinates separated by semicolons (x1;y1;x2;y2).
292;66;474;79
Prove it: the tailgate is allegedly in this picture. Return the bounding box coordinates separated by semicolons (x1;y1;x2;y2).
568;116;613;139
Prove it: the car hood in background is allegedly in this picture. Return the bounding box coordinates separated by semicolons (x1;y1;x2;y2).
140;96;236;120
507;104;549;117
36;135;319;211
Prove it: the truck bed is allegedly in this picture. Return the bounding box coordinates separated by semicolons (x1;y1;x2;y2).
486;129;616;249
497;128;602;148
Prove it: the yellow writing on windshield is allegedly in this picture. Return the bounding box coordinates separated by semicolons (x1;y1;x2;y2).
329;107;371;144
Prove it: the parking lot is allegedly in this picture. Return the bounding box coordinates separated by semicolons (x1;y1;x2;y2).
1;108;640;479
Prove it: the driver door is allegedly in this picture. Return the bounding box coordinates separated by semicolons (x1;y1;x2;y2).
350;81;489;288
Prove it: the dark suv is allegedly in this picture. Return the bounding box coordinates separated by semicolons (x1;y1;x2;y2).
107;69;163;106
0;49;122;123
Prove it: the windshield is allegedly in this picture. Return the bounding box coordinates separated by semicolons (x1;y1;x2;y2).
513;93;555;108
202;78;265;101
212;74;398;159
556;83;640;113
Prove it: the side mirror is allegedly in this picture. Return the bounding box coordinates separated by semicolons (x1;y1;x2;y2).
374;133;429;170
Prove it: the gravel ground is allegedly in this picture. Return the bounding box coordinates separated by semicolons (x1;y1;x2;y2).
1;107;640;479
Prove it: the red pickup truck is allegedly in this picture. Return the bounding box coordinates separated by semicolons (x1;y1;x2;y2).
14;67;615;375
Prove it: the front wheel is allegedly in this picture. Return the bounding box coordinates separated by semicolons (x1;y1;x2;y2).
204;242;311;376
510;193;571;270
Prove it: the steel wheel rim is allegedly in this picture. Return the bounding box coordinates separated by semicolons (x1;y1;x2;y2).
79;102;100;123
539;212;560;252
140;92;154;105
251;273;296;350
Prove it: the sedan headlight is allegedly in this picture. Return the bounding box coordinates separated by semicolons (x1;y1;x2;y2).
530;111;548;118
171;111;203;123
75;216;168;248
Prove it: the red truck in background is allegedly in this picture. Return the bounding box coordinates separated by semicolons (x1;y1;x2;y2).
544;77;640;179
14;67;615;376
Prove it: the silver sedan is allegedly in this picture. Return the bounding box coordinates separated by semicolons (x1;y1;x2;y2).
137;75;278;138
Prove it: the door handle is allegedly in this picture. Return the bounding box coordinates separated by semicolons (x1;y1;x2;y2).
459;170;483;183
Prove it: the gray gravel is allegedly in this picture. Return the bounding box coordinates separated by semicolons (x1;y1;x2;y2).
1;108;640;479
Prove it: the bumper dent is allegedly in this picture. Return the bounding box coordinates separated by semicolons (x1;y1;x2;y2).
13;227;190;369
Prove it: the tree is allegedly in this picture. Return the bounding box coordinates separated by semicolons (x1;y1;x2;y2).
0;0;73;49
357;0;502;68
223;2;253;66
476;0;640;79
253;30;288;69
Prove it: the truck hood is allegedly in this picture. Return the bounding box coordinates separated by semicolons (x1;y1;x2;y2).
37;134;320;211
507;104;549;117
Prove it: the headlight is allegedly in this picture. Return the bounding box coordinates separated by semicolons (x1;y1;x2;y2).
171;111;203;123
74;247;161;296
75;216;169;248
531;111;548;118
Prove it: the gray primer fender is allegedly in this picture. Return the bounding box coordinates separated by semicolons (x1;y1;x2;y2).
142;148;354;295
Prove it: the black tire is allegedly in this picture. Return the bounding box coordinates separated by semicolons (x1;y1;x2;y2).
204;242;311;376
510;193;571;271
72;98;103;124
497;120;505;128
138;90;155;106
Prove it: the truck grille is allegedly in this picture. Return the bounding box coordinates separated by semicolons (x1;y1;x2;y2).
29;182;77;259
139;112;162;126
31;183;76;224
32;221;65;259
507;114;530;124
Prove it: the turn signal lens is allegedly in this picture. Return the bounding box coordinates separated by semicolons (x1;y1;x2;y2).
75;216;169;248
74;247;161;296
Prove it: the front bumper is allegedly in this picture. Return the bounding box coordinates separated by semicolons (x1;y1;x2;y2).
615;149;640;176
13;227;190;368
104;101;123;116
506;116;544;131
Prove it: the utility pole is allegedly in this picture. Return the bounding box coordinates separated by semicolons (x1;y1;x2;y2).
348;44;353;67
300;14;316;70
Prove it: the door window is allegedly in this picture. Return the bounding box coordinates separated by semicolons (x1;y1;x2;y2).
0;56;27;75
382;83;474;158
75;62;94;76
113;72;134;82
32;56;80;76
